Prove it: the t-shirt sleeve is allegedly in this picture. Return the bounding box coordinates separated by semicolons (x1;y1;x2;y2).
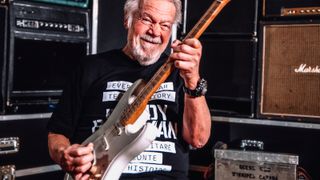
47;60;84;139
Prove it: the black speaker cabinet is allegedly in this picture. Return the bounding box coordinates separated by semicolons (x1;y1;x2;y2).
258;21;320;121
200;37;257;117
184;0;258;36
0;5;8;114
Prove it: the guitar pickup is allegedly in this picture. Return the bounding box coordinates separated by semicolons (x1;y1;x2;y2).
0;137;20;155
0;165;15;180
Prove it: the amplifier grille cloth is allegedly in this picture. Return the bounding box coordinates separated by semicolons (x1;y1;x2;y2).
261;24;320;118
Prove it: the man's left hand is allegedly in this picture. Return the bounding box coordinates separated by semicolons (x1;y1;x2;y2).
170;38;202;90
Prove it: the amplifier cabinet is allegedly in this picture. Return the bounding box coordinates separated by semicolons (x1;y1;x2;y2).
257;21;320;121
5;1;90;114
200;36;257;117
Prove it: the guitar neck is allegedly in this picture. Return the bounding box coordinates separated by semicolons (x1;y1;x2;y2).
120;0;230;126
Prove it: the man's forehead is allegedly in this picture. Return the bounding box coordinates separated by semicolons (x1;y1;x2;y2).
140;0;176;11
139;0;176;20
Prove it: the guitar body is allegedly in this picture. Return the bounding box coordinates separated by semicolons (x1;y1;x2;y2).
64;79;158;180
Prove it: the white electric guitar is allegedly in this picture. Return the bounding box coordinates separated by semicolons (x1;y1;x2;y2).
64;0;230;179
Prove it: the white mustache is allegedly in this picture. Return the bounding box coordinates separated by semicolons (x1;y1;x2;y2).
140;34;162;44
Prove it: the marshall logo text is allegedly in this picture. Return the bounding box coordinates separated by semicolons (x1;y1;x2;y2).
294;64;320;74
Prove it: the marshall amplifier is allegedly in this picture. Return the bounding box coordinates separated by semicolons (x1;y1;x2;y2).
5;1;90;114
257;21;320;121
263;0;320;17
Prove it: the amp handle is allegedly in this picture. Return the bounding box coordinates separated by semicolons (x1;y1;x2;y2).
0;137;20;155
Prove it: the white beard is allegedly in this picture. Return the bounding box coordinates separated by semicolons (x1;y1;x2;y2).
131;34;164;66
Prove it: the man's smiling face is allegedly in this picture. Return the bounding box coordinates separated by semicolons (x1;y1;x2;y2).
124;0;176;66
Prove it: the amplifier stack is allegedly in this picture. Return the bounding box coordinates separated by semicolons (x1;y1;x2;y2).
1;1;91;114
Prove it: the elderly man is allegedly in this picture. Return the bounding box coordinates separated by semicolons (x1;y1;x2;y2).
47;0;211;179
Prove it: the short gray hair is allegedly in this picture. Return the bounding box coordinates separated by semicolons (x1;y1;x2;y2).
124;0;182;27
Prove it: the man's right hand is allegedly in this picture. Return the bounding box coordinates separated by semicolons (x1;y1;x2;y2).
48;133;95;180
60;143;94;180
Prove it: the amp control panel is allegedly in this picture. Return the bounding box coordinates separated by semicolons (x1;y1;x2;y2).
11;0;90;40
15;18;86;33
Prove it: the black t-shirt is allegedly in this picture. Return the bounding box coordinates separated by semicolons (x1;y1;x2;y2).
47;49;189;179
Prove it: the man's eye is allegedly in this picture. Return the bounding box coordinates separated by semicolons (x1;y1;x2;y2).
142;17;152;25
161;24;172;31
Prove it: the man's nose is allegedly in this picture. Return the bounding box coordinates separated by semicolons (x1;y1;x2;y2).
148;23;161;37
